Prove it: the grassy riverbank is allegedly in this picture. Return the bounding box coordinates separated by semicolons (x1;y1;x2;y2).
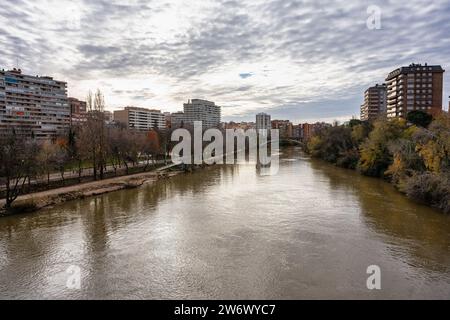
0;162;167;199
0;168;183;217
304;114;450;214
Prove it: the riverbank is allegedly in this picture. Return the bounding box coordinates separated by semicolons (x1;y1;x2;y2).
304;117;450;214
306;151;449;213
0;168;184;217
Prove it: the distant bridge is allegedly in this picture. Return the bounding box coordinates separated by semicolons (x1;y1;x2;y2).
157;138;303;172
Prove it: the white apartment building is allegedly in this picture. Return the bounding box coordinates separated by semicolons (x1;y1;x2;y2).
183;99;221;128
113;106;165;130
0;68;69;139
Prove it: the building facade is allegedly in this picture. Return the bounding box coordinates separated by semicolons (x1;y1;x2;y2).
0;68;69;139
360;84;387;121
385;63;444;119
292;124;303;139
163;112;171;128
223;121;256;130
170;112;185;128
69;97;87;125
183;99;221;128
103;111;114;124
113;106;165;130
256;112;271;131
272;120;293;139
301;122;331;141
302;123;314;141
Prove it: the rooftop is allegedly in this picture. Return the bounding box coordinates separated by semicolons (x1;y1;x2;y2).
122;106;162;113
386;63;445;81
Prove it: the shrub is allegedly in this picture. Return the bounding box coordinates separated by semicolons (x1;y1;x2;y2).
407;110;433;128
358;118;407;177
402;172;450;213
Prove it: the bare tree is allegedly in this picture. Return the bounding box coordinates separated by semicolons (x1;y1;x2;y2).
54;137;70;183
38;140;59;187
67;127;84;182
80;89;107;180
108;126;124;175
0;129;38;209
140;129;161;170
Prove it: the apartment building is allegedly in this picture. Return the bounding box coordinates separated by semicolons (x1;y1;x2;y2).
103;111;114;124
302;123;314;141
69;97;87;125
256;113;271;131
223;121;256;130
385;63;444;119
170;111;185;128
0;68;69;139
301;122;331;141
113;106;165;130
292;124;303;139
183;99;221;128
272;120;293;138
360;84;387;121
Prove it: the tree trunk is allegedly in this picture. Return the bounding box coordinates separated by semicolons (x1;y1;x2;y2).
78;160;82;182
5;198;12;209
5;178;11;209
100;161;104;180
124;160;129;175
92;148;97;180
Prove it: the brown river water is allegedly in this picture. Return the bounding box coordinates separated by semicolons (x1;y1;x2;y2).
0;147;449;299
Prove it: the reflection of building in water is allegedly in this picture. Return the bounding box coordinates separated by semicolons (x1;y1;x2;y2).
256;163;272;176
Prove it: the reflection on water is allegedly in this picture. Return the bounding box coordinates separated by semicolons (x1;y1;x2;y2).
0;147;450;299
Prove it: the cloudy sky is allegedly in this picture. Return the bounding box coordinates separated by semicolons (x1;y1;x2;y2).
1;0;449;123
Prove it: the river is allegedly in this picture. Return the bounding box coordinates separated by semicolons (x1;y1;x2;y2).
0;147;449;299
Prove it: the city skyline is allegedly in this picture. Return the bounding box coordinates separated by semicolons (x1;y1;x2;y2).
1;0;450;124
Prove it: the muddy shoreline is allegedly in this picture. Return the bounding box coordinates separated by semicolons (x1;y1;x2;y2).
0;169;184;217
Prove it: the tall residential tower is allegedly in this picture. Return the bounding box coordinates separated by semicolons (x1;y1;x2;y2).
360;84;387;121
0;68;69;139
183;99;221;128
385;63;444;119
256;112;271;130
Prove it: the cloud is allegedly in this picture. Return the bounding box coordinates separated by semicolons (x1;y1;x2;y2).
0;0;449;122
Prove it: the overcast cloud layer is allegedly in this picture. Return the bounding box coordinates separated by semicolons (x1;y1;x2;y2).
1;0;449;123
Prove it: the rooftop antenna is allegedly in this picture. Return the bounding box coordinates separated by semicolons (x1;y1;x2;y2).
15;55;21;72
